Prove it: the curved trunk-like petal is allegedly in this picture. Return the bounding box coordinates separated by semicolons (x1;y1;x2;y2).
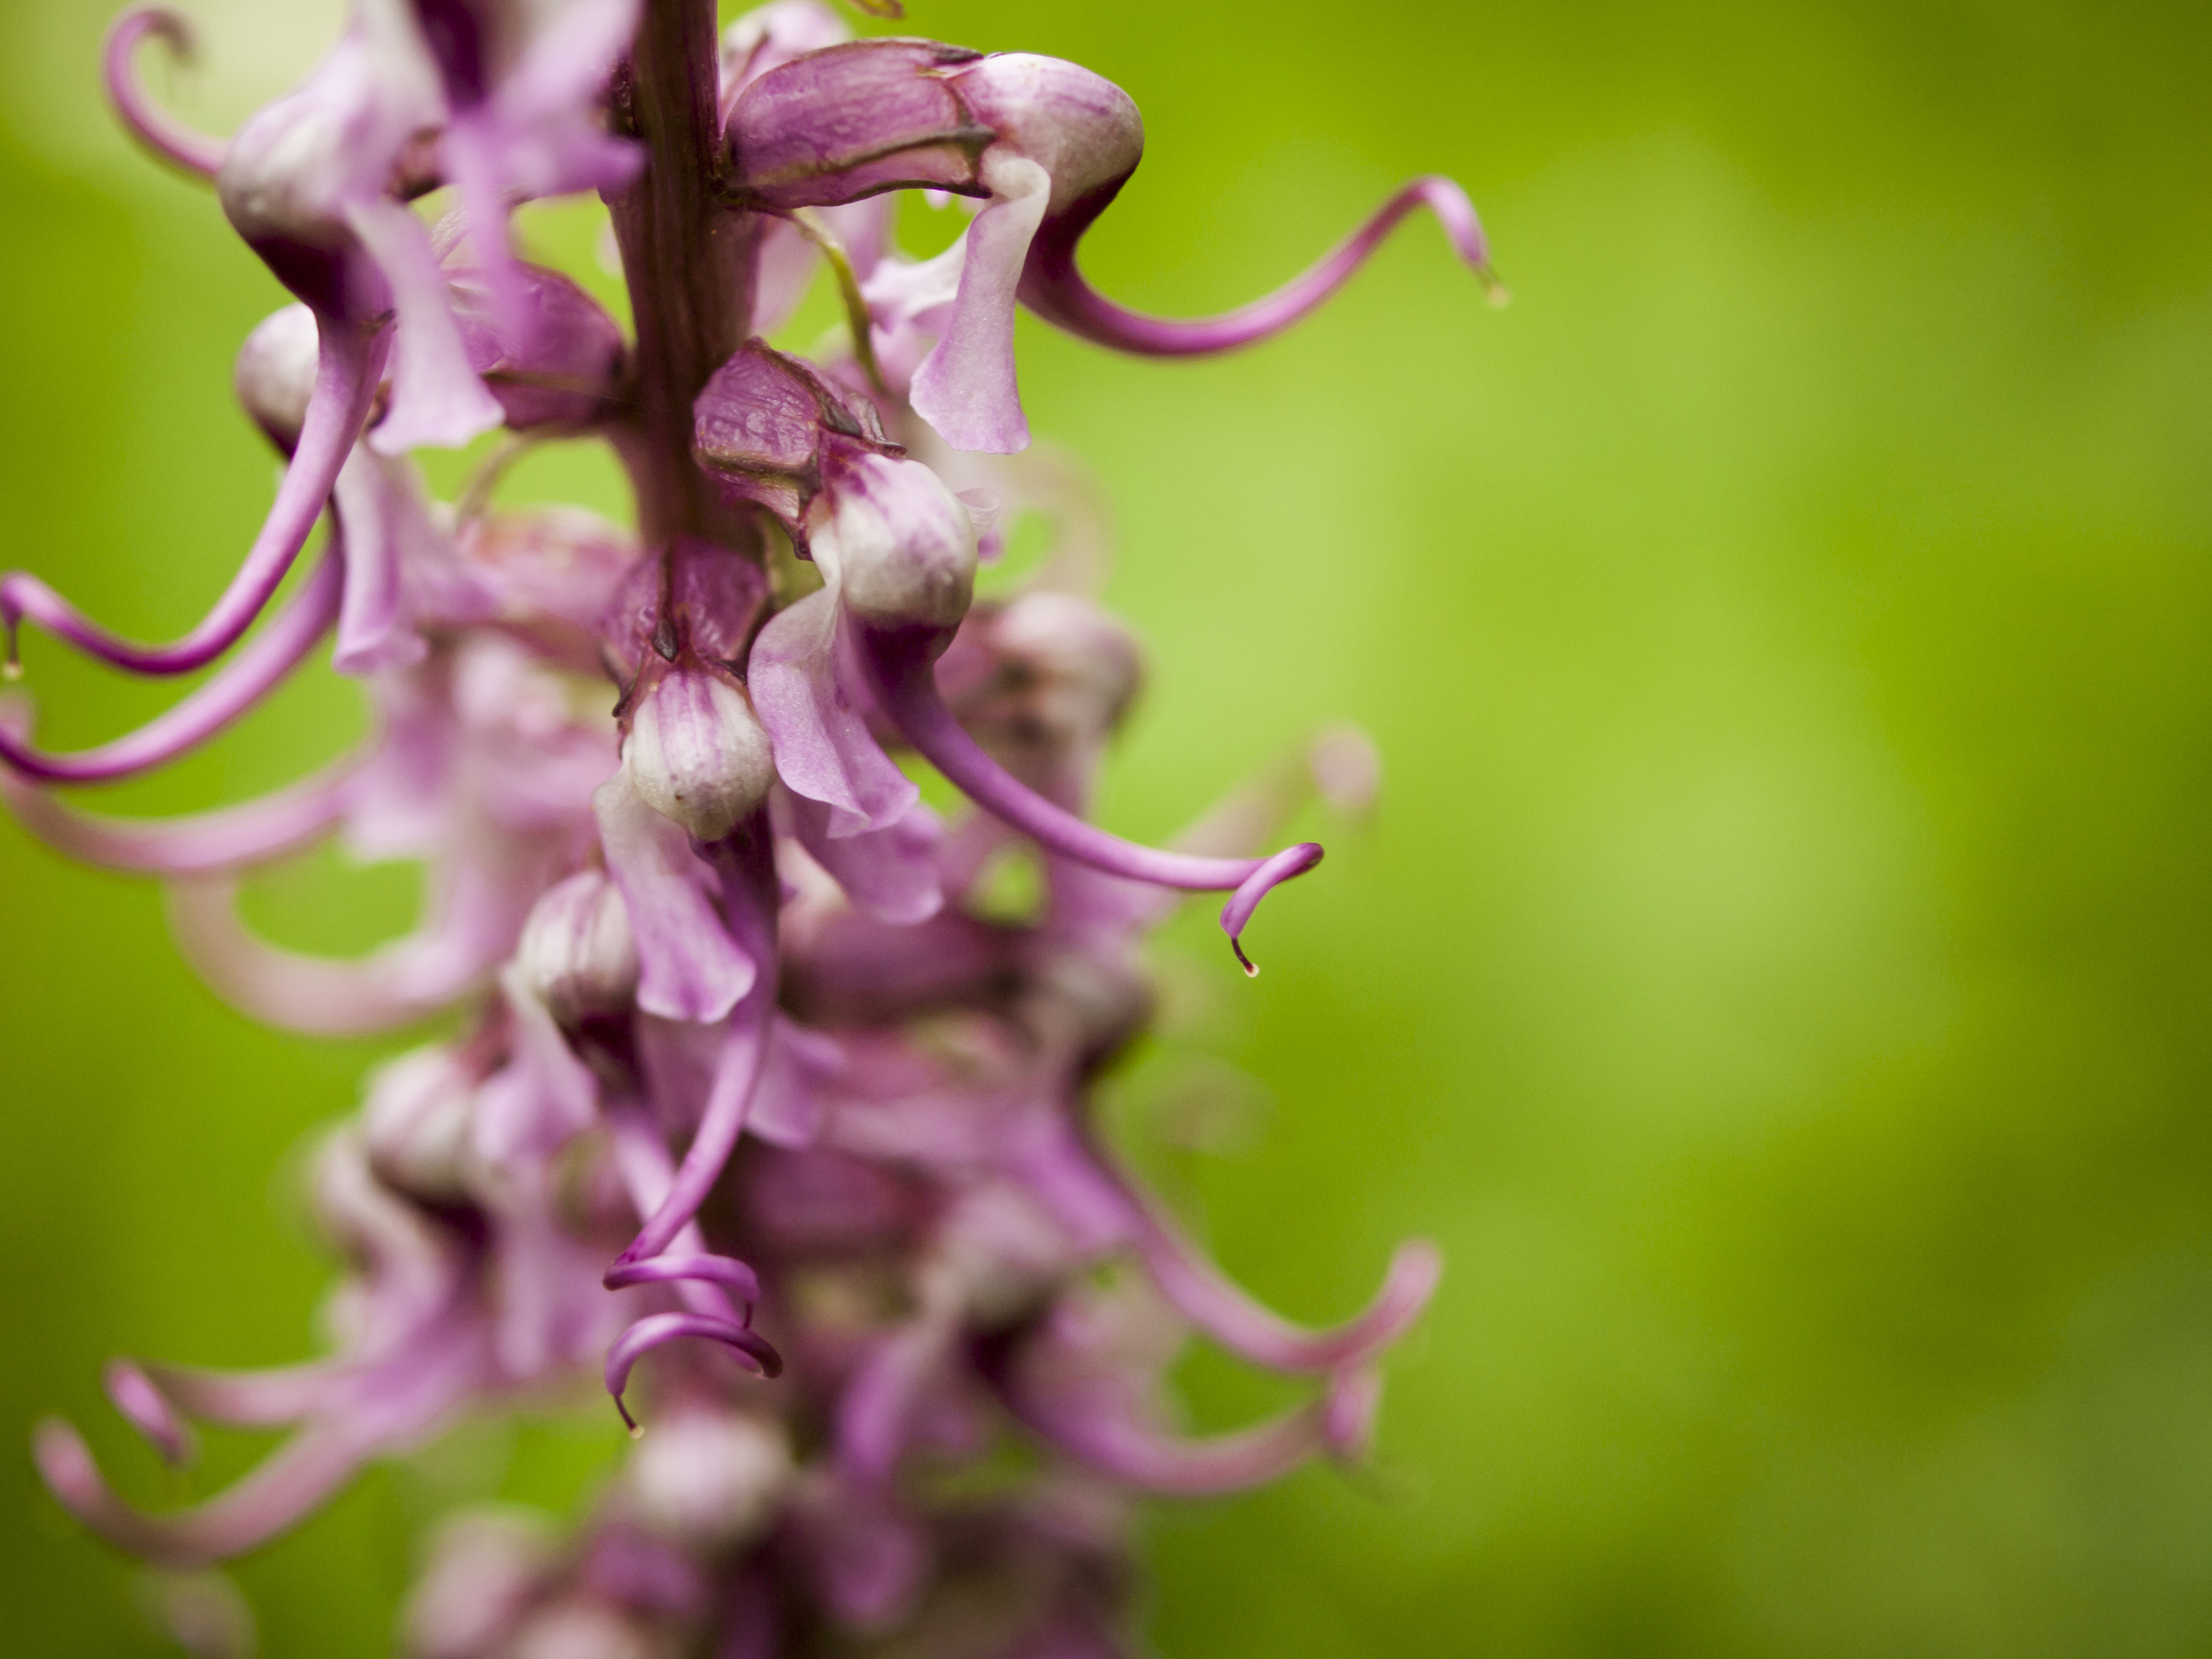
995;1371;1340;1498
0;321;378;677
165;862;511;1035
854;622;1321;970
0;548;342;786
0;761;357;876
104;9;226;179
1020;175;1504;357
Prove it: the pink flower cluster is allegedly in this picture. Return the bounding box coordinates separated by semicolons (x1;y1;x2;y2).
7;3;1496;1652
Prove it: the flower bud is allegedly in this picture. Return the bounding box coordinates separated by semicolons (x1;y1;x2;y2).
624;1409;793;1551
818;452;977;631
515;870;640;1025
362;1047;477;1202
403;1509;557;1659
234;303;322;453
447;263;628;434
506;1600;656;1659
985;591;1141;741
624;662;776;841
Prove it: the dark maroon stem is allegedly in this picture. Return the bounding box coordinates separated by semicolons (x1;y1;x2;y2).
605;0;765;554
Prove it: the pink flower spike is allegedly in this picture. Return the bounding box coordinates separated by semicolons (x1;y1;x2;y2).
103;8;226;180
0;320;380;678
1022;174;1508;358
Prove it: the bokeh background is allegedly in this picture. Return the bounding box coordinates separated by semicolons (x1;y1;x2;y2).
6;0;2212;1653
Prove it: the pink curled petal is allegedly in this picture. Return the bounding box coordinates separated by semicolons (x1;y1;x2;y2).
0;755;357;876
593;775;757;1023
908;157;1048;454
748;589;918;836
0;320;377;677
604;1314;782;1431
603;1253;761;1304
104;1360;196;1468
1322;1366;1385;1463
999;1377;1334;1498
604;1105;745;1324
618;981;771;1266
0;550;342;786
1147;1227;1440;1376
1220;841;1324;977
349;200;504;455
104;9;226;179
1021;175;1505;357
35;1416;367;1571
785;790;943;925
165;865;509;1036
855;624;1322;964
142;1360;343;1428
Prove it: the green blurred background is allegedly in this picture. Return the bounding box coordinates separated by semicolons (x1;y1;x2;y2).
6;0;2212;1653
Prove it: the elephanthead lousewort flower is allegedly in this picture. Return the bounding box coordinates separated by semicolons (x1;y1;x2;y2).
10;2;1499;1651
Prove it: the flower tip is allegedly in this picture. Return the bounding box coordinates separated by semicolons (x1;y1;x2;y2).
31;1417;103;1515
104;1359;197;1469
1321;1368;1385;1463
1479;267;1512;308
1217;841;1325;972
2;657;21;684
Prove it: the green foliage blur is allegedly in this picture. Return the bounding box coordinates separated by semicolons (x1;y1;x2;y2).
5;0;2211;1653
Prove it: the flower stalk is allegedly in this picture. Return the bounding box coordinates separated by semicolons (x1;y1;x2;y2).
5;3;1500;1652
